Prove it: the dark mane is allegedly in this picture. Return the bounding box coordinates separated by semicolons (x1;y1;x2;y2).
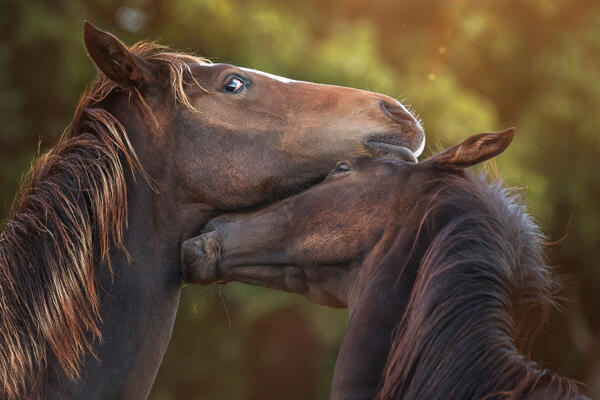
0;42;207;400
377;169;581;399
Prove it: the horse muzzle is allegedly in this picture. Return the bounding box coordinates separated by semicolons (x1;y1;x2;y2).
181;228;222;285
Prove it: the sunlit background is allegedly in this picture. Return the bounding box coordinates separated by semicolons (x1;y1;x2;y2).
1;0;599;398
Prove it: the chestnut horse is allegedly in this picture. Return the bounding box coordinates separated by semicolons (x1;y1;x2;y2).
0;22;423;400
182;129;589;399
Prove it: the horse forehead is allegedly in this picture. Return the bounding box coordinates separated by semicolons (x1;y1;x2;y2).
239;67;296;84
190;63;297;84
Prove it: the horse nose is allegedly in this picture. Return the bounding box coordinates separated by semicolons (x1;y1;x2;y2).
377;99;425;157
379;100;417;129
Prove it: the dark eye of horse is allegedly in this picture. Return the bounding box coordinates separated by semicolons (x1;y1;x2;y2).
332;162;352;174
223;76;246;94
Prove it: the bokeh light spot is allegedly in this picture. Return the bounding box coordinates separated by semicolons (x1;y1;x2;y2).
116;7;147;33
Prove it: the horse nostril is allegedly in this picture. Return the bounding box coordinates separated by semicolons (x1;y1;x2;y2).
379;100;416;126
203;222;218;234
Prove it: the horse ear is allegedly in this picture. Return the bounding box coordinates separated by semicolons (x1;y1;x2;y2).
428;128;515;169
83;21;155;89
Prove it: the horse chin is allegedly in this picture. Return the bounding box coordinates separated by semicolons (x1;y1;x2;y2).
217;264;347;308
181;232;222;285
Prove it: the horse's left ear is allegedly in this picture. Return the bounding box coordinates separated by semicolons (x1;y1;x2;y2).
83;20;155;89
428;128;515;170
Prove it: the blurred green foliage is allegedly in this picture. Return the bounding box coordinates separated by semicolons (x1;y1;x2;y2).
1;0;598;398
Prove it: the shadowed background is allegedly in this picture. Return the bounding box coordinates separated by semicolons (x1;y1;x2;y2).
1;0;598;398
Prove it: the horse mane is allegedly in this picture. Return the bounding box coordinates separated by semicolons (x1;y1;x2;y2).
0;41;208;400
377;169;583;399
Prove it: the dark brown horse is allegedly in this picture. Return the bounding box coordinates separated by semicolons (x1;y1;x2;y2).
182;129;589;399
0;22;424;400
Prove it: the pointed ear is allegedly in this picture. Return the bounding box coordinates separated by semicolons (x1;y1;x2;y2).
428;128;515;169
83;21;155;89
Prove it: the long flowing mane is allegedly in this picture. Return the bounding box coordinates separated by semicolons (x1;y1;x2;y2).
0;42;207;400
377;170;583;399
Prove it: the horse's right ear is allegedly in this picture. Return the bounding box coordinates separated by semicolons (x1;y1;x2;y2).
427;128;515;170
83;21;155;89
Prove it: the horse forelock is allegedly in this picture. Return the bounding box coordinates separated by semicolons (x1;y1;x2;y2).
376;170;581;399
0;42;208;400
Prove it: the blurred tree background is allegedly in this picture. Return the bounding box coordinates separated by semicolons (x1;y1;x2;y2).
1;0;599;398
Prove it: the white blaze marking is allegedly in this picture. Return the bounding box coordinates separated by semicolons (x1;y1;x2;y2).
240;67;295;84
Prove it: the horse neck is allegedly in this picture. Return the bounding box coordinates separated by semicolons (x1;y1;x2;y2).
329;181;439;400
332;178;585;400
376;241;581;400
331;220;529;400
44;107;215;398
378;250;525;400
46;173;215;399
372;201;579;400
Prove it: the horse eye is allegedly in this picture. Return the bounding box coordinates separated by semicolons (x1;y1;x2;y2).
223;76;246;94
332;162;352;174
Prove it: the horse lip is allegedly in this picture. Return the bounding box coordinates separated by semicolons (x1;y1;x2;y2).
364;136;418;163
366;133;412;147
